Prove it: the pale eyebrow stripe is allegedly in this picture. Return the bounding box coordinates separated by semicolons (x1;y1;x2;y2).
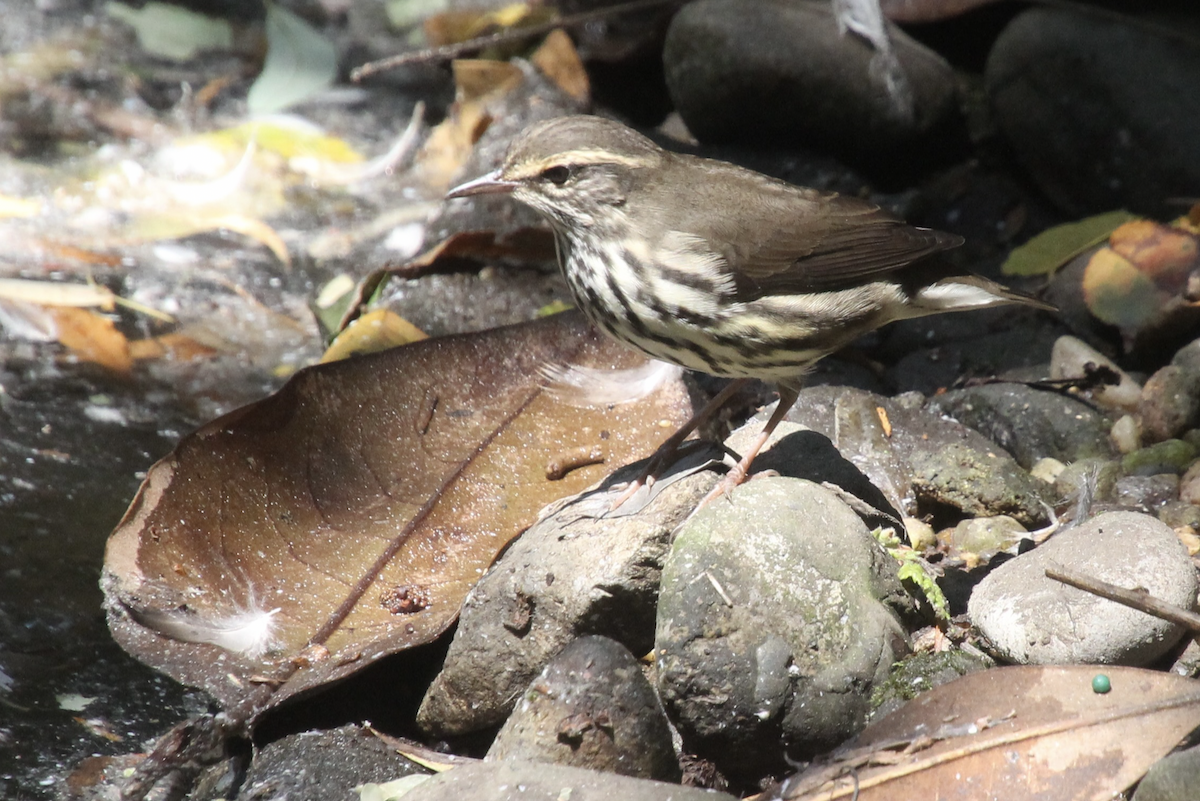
507;150;650;179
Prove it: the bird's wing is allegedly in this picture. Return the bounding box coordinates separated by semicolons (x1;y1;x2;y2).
729;190;963;295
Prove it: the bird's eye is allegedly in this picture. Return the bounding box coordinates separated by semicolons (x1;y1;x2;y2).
541;165;572;185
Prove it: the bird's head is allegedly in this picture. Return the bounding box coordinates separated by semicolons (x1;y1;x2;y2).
447;115;664;231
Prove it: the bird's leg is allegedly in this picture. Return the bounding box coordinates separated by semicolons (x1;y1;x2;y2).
609;378;751;510
697;384;800;509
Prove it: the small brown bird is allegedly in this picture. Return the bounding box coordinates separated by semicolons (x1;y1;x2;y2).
449;115;1051;503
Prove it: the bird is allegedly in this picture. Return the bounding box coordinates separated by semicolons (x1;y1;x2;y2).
447;115;1053;506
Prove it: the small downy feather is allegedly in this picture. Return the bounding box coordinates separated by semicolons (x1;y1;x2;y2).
139;601;282;659
541;359;683;407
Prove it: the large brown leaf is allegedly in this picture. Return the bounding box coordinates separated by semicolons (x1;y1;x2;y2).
102;312;693;715
778;665;1200;801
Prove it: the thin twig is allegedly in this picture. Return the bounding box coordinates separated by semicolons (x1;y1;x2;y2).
350;0;680;80
1045;564;1200;633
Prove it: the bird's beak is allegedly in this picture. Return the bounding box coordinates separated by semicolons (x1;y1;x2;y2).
446;170;518;199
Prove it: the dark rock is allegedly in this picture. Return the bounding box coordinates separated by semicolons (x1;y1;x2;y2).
1141;365;1200;444
1158;500;1200;530
395;759;737;801
1133;744;1200;801
416;459;717;737
930;383;1115;470
238;725;428;801
986;7;1200;216
1114;474;1180;514
663;0;962;179
868;649;991;723
655;477;909;773
1121;440;1197;476
486;635;679;781
776;385;1053;526
969;511;1197;665
908;440;1051;528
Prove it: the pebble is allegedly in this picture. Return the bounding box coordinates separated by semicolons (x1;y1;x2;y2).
1132;744;1200;801
1179;460;1200;505
487;635;679;781
1113;474;1180;514
1109;415;1141;454
1049;335;1143;413
655;476;909;774
1140;365;1200;444
1121;440;1197;476
929;382;1115;470
416;457;716;737
969;512;1197;665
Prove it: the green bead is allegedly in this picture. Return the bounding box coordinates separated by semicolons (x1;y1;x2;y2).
1092;674;1112;694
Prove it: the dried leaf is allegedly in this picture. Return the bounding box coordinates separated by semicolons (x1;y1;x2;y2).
128;332;220;362
46;306;132;374
781;665;1200;801
319;309;427;363
105;1;233;62
102;313;694;713
1002;210;1138;277
1082;248;1170;331
0;278;116;310
246;1;338;114
531;29;589;102
1109;220;1199;284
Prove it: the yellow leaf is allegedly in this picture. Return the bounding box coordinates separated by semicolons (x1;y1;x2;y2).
320;309;427;363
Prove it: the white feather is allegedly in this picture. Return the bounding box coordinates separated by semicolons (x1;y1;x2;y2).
140;602;282;659
541;360;683;407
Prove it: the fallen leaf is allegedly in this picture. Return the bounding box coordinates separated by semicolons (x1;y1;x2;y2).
46;306;133;374
246;1;338;114
0;278;116;310
320;309;427;363
531;29;589;102
779;665;1200;801
1002;210;1137;277
102;312;694;714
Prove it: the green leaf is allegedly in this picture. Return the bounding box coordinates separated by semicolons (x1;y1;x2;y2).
106;1;233;61
246;2;338;114
1002;210;1138;277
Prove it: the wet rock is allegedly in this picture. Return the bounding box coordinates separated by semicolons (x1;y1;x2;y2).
486;635;679;781
1049;335;1142;413
929;383;1115;470
1029;457;1065;485
1055;457;1121;508
663;0;962;178
1141;365;1200;444
417;462;717;736
986;7;1200;215
1110;415;1141;454
1132;744;1200;801
868;650;991;723
1179;460;1200;505
1113;474;1180;514
655;477;909;773
779;384;1054;525
395;759;737;801
969;512;1197;665
1121;440;1197;477
908;440;1051;528
1158;501;1200;530
238;725;428;801
939;515;1028;566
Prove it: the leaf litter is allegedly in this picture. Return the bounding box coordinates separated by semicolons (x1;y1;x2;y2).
102;311;695;715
